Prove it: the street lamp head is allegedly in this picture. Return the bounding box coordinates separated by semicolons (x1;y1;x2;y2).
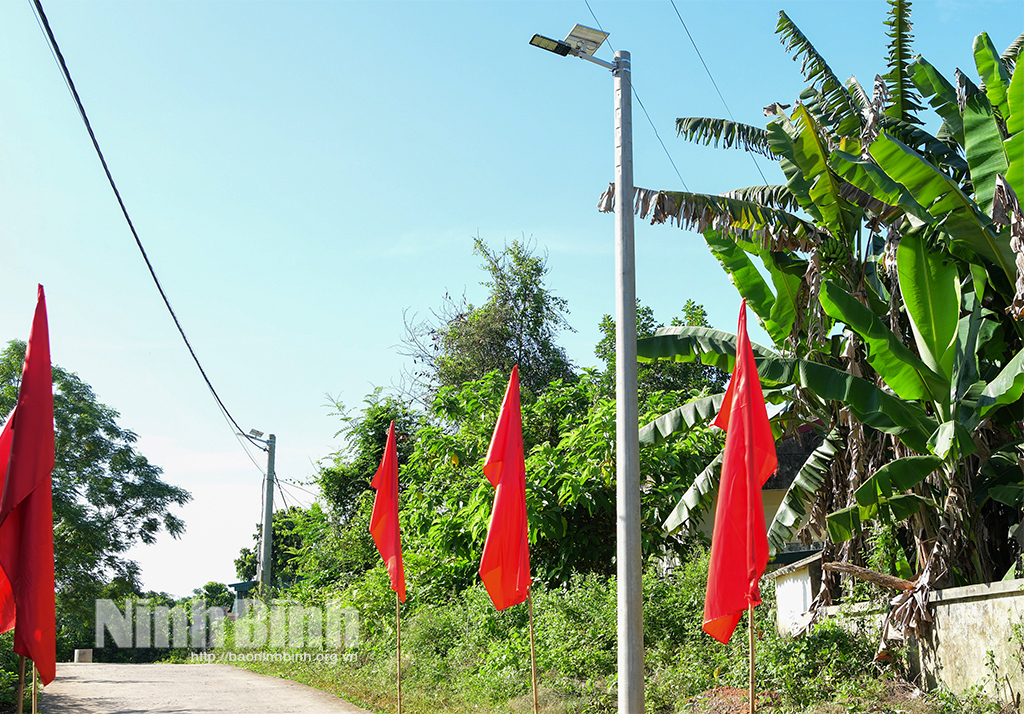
529;34;571;56
249;429;264;438
530;24;613;70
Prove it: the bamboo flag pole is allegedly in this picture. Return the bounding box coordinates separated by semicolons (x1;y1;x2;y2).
748;604;755;714
16;656;25;714
31;664;37;714
15;655;24;712
396;592;402;714
527;588;539;714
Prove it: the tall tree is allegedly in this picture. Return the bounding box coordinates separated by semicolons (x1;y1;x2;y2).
402;237;576;400
0;340;191;594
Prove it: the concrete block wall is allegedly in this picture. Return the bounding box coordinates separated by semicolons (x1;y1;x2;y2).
910;578;1024;702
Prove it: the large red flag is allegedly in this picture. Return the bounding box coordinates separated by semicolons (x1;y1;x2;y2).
370;420;406;602
0;285;56;683
703;299;776;644
479;366;531;611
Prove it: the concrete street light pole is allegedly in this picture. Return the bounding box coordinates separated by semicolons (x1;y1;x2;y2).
254;433;276;591
529;28;642;714
612;49;643;714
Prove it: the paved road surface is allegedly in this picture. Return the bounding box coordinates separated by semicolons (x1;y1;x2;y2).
40;663;373;713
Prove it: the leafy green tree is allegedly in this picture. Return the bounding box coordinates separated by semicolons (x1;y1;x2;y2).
234;505;307;587
0;340;191;594
316;390;420;522
402;237;576;400
621;2;1024;611
191;581;234;610
595;299;726;399
401;371;721;593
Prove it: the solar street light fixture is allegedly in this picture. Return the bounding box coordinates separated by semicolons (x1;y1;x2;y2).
529;24;642;714
529;24;614;69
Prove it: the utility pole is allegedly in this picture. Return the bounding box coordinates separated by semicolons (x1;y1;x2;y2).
258;434;276;591
528;27;642;713
611;49;643;714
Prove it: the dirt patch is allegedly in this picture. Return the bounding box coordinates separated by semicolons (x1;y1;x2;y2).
683;686;781;714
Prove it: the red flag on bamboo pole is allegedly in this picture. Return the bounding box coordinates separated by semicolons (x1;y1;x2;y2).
703;299;776;645
479;366;531;611
0;285;57;684
370;420;405;602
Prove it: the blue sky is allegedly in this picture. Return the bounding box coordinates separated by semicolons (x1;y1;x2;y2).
0;0;1019;597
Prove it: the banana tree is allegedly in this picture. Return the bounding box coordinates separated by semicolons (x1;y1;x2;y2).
607;0;1024;599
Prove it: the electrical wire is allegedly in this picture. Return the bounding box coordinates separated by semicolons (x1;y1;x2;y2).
668;0;770;186
28;0;264;451
584;0;690;192
278;478;319;500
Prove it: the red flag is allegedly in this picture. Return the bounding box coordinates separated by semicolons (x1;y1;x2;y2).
479;366;531;611
0;285;56;683
370;420;405;602
703;299;776;644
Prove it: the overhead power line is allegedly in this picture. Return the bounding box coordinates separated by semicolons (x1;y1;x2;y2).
584;0;690;192
29;0;263;453
669;0;770;185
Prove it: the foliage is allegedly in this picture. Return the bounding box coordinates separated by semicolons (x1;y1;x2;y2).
221;548;1000;714
396;370;722;595
401;237;576;401
191;581;234;610
234;505;309;588
0;340;191;597
631;1;1024;599
316;390;420;523
594;299;727;400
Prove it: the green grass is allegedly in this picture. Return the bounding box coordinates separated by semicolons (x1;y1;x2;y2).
219;551;1007;714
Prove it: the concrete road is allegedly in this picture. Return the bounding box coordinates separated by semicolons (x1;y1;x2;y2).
40;663;373;713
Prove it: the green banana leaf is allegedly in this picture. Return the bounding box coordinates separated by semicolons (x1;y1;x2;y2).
828;456;942;541
974;32;1012;123
704;231;795;346
767;430;841;554
1005;65;1023;197
819;280;947;403
639;392;726;446
766;113;823;226
882;0;925;124
854;455;943;504
791;104;849;240
896;232;961;383
951;298;987;430
638;326;937;451
909;56;964;146
756;356;936;452
704;232;781;339
877;115;968;176
763;249;805;344
1008;60;1023;135
637;325;778;374
870;132;1015;284
976;348;1024;417
964;93;1011;217
829;150;931;224
776;11;862;138
927;420;977;460
676;117;779;158
663;452;723;534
